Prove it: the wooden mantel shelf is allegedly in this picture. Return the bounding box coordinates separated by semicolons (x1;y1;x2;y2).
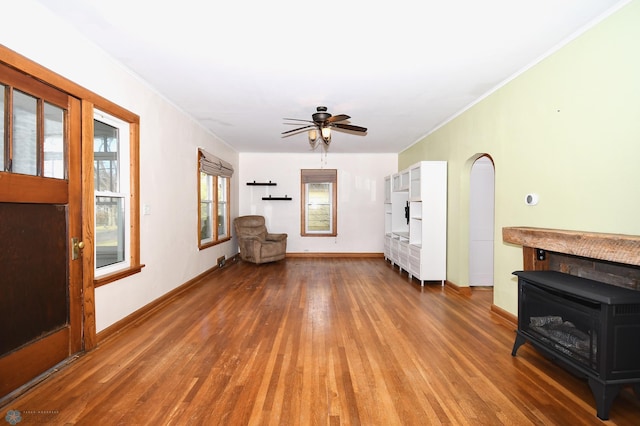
503;227;640;267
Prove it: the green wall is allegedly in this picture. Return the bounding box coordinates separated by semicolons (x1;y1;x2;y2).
399;1;640;314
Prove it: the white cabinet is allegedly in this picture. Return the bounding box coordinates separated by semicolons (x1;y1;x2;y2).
383;234;391;260
384;161;447;285
392;169;409;192
384;175;391;204
408;245;421;279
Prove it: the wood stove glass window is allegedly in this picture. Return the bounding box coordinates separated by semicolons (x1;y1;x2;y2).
521;281;599;370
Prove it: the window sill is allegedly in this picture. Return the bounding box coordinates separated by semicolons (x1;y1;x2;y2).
198;236;232;251
94;264;146;288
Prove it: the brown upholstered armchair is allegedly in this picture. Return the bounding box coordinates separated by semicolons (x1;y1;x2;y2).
233;215;287;264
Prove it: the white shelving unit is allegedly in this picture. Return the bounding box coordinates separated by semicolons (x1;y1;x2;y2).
384;175;391;204
392;169;409;192
384;161;447;285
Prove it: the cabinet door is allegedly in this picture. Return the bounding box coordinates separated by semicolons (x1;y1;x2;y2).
409;164;421;200
409;245;421;277
390;237;400;263
400;170;410;191
384;235;392;260
392;173;400;191
399;240;410;270
384;176;391;203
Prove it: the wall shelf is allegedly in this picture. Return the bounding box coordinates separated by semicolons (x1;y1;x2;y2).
262;195;291;201
247;181;277;186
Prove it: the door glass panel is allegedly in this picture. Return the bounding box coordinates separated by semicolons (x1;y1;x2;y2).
95;195;125;268
43;102;65;179
1;84;4;170
12;90;38;175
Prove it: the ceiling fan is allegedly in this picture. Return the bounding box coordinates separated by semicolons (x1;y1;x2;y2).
282;106;367;147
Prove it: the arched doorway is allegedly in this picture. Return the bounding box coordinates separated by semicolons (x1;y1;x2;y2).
469;155;495;287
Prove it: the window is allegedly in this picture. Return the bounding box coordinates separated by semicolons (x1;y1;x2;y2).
301;169;337;236
198;149;232;248
94;111;130;276
1;72;67;179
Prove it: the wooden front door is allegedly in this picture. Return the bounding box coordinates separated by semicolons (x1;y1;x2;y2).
0;62;83;398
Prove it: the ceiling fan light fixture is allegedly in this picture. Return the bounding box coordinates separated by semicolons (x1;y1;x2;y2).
282;106;365;152
321;126;331;143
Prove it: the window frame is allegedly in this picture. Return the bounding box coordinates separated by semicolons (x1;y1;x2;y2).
87;103;142;288
93;110;131;277
300;169;338;237
197;151;231;249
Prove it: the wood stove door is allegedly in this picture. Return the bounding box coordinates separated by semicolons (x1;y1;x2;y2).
519;280;600;372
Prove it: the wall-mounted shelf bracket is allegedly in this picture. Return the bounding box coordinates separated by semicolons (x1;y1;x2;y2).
247;180;277;186
262;195;291;201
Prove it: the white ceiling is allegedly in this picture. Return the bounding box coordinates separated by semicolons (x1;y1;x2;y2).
35;0;626;153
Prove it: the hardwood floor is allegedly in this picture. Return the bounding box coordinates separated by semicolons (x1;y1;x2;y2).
2;258;639;425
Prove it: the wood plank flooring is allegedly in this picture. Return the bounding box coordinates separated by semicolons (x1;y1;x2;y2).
2;258;639;425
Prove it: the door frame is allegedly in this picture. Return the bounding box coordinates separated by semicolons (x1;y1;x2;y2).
1;45;140;400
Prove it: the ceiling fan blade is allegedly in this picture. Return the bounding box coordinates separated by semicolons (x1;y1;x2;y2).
326;114;350;123
281;125;315;135
332;123;367;133
283;118;314;123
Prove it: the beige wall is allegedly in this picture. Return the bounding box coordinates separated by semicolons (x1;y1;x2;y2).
399;1;640;314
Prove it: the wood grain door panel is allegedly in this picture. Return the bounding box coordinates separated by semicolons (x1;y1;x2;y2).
0;61;83;399
0;203;68;355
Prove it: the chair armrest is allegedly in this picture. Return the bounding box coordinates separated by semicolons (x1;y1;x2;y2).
238;235;264;242
266;233;287;242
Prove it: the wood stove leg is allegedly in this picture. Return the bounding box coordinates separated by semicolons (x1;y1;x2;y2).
511;333;526;356
588;378;621;420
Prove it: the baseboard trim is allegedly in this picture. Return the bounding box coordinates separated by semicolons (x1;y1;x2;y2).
444;280;472;296
286;252;384;258
490;304;517;327
97;255;238;345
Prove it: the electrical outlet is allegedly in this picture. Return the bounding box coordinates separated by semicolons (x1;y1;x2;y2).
217;255;226;268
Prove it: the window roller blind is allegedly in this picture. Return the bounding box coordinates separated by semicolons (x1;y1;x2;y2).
199;148;234;177
301;169;336;183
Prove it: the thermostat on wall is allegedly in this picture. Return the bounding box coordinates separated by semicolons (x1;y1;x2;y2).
525;193;539;206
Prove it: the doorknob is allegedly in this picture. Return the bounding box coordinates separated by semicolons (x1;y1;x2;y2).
72;237;85;260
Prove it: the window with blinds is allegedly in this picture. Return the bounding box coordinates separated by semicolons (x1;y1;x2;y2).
301;169;337;236
198;148;232;248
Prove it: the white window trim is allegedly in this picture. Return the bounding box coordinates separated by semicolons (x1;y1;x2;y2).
94;110;131;277
305;182;334;234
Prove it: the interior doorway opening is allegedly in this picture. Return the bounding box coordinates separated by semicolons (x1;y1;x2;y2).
469;155;495;287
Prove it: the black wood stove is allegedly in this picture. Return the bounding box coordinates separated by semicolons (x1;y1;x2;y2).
511;270;640;420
